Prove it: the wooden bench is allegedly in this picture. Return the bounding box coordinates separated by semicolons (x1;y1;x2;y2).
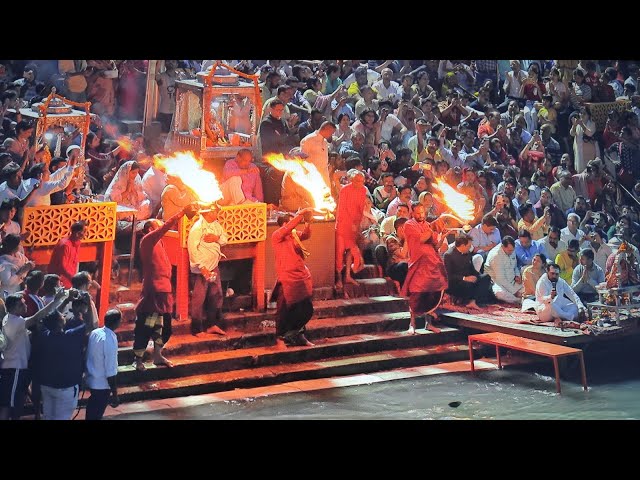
468;332;588;394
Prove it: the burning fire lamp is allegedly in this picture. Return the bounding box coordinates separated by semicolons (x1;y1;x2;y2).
264;153;336;218
433;179;475;231
153;151;223;204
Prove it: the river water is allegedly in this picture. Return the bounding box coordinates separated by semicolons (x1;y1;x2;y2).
113;344;640;420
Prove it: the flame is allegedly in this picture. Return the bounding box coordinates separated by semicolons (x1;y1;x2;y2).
116;136;134;154
154;151;223;203
265;154;336;212
433;179;474;222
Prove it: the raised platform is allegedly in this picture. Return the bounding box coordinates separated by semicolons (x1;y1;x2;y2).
439;309;591;346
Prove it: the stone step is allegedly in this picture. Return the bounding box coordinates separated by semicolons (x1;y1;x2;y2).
352;264;382;280
116;310;442;364
116;327;464;385
115;296;409;343
109;283;143;304
115;341;473;403
342;278;398;299
115;303;137;323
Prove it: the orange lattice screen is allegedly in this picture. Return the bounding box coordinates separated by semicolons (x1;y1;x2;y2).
22;202;117;247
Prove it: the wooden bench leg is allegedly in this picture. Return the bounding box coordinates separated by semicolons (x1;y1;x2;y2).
496;345;502;369
578;352;588;391
552;357;561;394
469;338;475;374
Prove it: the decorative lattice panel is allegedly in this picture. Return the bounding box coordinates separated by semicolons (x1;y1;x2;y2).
22;202;117;247
181;203;266;247
586;100;631;132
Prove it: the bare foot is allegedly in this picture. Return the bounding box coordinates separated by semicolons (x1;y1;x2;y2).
425;323;442;334
275;337;287;350
344;276;358;285
335;280;343;290
297;334;315;346
153;356;174;368
407;325;416;335
206;325;226;336
466;300;481;311
133;360;146;372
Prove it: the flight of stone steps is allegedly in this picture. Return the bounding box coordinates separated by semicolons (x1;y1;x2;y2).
103;264;478;404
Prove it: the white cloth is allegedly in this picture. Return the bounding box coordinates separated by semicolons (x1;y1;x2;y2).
0;180;30;204
300;131;331;188
0;313;30;369
86;326;119;390
343;69;380;89
572;119;600;174
372;79;401;102
380;215;397;236
188;216;228;273
380;114;403;143
560;227;585;245
535;274;584;322
220;176;249;206
539;237;567;262
105;161;151;220
41;384;79;420
0;252;30;295
485;244;522;300
140;166;167;211
23;166;77;207
581;241;612;272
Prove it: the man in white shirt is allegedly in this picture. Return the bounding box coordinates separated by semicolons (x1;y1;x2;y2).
141;164;168;215
85;309;121;420
484;236;523;304
0;288;67;420
378;100;406;145
300;121;336;189
535;262;586;323
0;162;33;205
561;213;585;244
187;206;228;336
539;226;566;261
372;68;401;103
22;160;78;207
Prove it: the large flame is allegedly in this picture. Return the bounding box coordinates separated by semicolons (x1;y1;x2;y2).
433;179;474;222
265;154;336;212
154;151;223;204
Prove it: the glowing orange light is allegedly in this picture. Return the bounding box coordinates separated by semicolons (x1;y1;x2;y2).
116;136;133;154
433;179;474;222
154;151;223;204
265;154;336;212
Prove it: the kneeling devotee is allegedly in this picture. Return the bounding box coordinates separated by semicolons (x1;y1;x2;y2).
534;262;586;324
443;235;493;310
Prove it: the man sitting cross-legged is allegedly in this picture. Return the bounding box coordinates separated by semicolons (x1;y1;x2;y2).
443;234;494;310
534;262;586;325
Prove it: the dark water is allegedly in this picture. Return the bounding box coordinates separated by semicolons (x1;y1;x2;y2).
114;345;640;420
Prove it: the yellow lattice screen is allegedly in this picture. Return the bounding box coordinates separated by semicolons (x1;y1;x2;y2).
181;203;267;247
22;202;117;247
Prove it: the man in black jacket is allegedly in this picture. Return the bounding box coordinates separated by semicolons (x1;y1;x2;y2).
443;235;493;309
258;99;299;205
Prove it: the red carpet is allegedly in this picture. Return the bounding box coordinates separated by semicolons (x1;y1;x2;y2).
438;299;552;325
